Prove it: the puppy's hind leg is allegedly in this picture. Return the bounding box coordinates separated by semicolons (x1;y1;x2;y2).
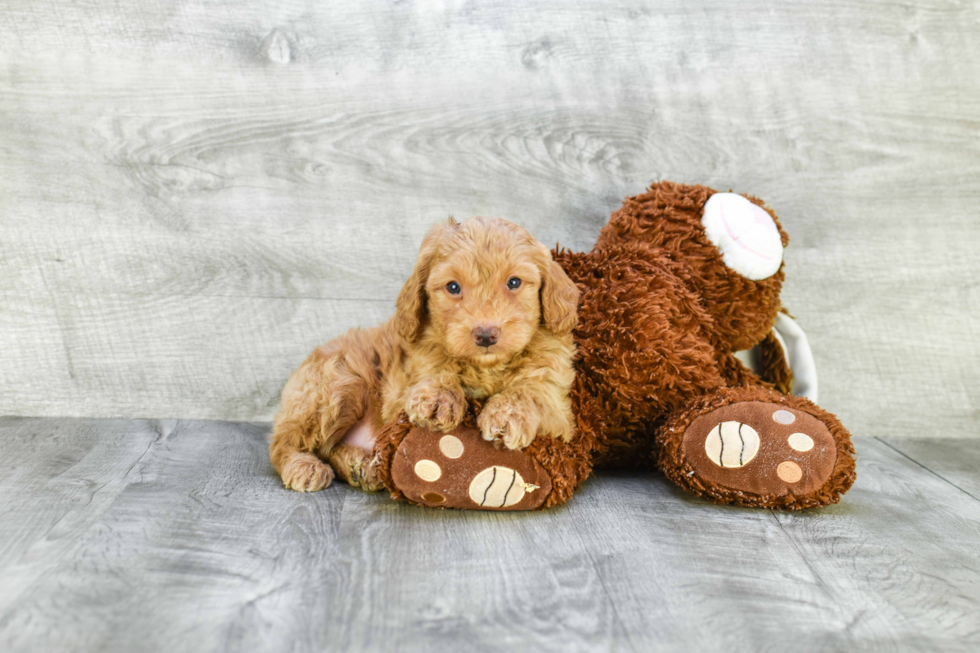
270;333;375;492
324;407;383;492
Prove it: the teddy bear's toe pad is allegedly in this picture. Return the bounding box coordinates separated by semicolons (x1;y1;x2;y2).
702;193;783;280
683;401;836;497
390;425;552;510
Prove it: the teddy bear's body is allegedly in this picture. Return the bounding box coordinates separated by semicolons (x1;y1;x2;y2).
373;182;855;510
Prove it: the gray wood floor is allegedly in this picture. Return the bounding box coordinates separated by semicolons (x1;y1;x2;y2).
1;417;978;652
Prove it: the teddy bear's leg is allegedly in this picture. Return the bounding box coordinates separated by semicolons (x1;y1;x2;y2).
655;386;856;509
374;413;594;511
596;181;788;351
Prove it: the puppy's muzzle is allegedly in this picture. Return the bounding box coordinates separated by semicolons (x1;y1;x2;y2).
473;325;500;348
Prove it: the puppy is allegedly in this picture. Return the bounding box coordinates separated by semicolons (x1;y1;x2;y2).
269;216;580;492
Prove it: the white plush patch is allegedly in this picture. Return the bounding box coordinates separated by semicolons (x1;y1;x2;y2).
704;421;760;468
702;193;783;280
468;466;526;507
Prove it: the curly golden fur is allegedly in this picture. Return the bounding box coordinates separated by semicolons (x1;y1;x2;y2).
269;216;580;492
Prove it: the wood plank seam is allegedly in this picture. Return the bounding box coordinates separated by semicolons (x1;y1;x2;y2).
768;511;837;598
581;546;638;653
874;437;980;504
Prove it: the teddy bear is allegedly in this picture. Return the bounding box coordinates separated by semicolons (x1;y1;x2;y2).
369;181;857;511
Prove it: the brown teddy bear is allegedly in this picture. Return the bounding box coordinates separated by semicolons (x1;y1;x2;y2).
373;181;857;511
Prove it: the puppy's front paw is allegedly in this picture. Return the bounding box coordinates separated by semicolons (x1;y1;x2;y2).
405;382;465;431
478;397;537;450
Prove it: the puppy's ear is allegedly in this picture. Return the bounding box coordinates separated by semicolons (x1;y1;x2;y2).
537;245;579;336
395;224;445;342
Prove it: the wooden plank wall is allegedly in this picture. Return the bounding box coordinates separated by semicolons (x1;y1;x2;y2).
1;1;977;437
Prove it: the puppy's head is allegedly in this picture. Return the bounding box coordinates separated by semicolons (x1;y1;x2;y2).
395;216;579;366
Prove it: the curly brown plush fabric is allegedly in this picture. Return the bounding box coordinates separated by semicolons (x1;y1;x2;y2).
596;181;787;351
754;330;795;395
377;181;857;511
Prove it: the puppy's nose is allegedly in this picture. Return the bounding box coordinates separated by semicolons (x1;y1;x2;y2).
473;325;500;348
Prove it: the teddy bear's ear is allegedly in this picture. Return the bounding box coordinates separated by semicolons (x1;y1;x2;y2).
536;246;579;337
394;224;447;342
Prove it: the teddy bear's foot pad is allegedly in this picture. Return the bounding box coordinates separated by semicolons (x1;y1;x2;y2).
682;401;837;498
390;425;553;510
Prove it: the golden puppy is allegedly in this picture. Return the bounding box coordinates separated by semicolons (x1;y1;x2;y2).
269;216;580;492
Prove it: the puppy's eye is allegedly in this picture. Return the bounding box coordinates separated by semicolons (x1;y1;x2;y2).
507;277;522;290
446;281;461;295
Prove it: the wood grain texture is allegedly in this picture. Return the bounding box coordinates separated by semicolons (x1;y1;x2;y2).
1;417;978;652
0;1;978;436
